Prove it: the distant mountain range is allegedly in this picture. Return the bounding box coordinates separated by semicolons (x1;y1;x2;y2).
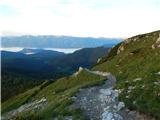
1;35;122;48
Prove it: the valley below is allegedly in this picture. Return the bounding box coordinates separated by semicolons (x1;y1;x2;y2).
1;46;109;102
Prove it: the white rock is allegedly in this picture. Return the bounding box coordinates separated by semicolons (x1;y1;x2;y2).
118;89;123;94
73;67;83;76
117;45;124;54
133;37;138;41
113;105;117;109
36;97;47;104
17;106;25;112
127;89;131;93
155;72;160;75
154;81;160;85
117;102;125;111
99;94;112;103
102;111;123;120
71;96;77;101
97;58;102;63
104;106;110;111
126;96;129;98
113;90;119;98
152;44;155;49
83;97;87;101
102;111;114;120
152;34;160;49
133;101;136;104
128;86;135;90
133;78;142;82
124;39;130;44
141;85;145;89
113;113;123;120
2;97;48;120
100;88;112;96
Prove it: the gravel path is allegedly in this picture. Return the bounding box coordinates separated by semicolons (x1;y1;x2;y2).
71;70;135;120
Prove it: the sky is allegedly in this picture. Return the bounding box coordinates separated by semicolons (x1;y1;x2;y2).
0;0;160;38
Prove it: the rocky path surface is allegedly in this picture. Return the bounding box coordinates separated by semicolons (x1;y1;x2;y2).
71;70;135;120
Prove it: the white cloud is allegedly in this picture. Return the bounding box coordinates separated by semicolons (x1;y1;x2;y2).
0;0;160;37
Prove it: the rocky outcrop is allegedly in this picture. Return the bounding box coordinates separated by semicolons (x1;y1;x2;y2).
133;78;142;82
155;71;160;75
97;58;102;63
73;67;83;76
117;36;140;55
2;97;47;120
117;45;125;54
124;37;138;44
85;69;110;77
152;34;160;49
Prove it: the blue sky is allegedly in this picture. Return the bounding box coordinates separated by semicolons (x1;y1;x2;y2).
0;0;160;37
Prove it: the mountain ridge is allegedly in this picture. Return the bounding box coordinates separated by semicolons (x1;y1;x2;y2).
1;35;122;48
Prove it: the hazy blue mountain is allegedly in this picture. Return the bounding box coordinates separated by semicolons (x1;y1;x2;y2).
1;35;122;48
1;51;28;60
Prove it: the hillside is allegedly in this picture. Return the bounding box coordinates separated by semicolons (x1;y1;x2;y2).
93;30;160;119
48;47;110;73
2;69;106;120
1;30;160;120
1;71;41;102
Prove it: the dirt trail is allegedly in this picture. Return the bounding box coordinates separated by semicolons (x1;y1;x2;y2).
71;70;135;120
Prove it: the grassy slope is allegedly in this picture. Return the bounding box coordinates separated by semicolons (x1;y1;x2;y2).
93;30;160;119
2;69;105;119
